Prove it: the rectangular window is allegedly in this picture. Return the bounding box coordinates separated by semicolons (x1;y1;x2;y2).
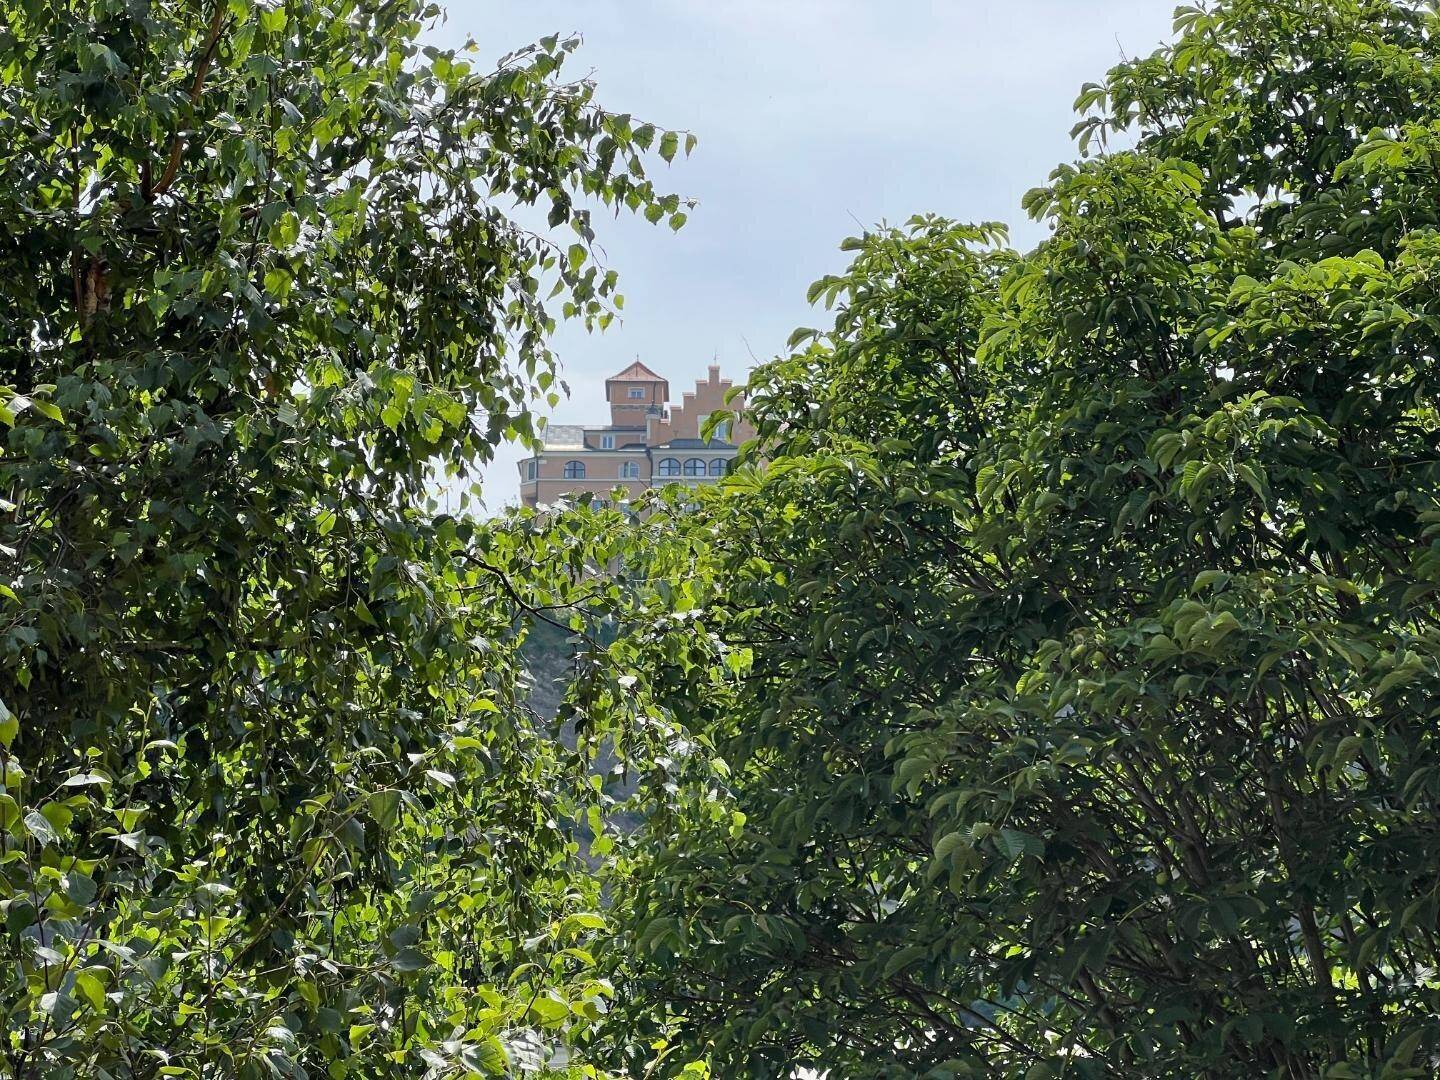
627;387;646;399
600;434;615;449
699;413;732;441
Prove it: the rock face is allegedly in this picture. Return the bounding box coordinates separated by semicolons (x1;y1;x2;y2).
520;618;573;725
521;619;640;842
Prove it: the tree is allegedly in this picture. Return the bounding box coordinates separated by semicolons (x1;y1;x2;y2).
0;0;689;1074
599;2;1440;1076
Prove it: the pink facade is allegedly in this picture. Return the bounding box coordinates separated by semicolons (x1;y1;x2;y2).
517;363;754;509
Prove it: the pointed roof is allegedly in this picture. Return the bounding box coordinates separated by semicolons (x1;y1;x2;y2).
608;360;667;383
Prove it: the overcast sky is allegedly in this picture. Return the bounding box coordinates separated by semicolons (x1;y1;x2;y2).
430;1;1178;509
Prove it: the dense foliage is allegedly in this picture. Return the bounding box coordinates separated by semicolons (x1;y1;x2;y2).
595;2;1440;1076
16;0;1440;1076
0;0;691;1075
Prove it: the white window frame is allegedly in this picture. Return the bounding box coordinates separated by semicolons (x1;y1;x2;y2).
699;413;732;441
627;387;646;400
600;434;615;449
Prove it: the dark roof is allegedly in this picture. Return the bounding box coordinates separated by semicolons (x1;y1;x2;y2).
653;438;735;450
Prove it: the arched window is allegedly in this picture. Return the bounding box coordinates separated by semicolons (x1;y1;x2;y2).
658;458;681;477
563;460;586;479
620;461;640;480
708;458;727;477
684;458;706;477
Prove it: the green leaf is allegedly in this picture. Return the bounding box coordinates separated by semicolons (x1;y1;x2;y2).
527;990;571;1027
0;700;15;749
388;947;430;973
996;828;1043;862
882;945;928;980
368;789;401;829
30;399;62;422
24;810;57;847
63;771;112;788
75;971;107;1012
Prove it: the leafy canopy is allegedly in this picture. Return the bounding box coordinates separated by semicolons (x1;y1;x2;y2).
593;1;1440;1077
0;0;690;1075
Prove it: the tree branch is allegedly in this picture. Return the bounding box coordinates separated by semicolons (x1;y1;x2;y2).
150;2;230;200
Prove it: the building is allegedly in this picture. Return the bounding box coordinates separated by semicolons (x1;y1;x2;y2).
517;362;754;509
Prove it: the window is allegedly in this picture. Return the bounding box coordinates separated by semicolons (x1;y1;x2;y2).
699;413;732;441
600;434;615;449
563;460;586;479
627;387;646;399
526;460;537;480
708;458;728;477
684;458;706;477
620;461;640;480
658;457;681;477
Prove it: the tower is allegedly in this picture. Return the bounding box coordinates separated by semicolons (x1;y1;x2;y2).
605;360;669;428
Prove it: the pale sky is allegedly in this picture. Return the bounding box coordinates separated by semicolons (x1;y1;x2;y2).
429;1;1178;510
